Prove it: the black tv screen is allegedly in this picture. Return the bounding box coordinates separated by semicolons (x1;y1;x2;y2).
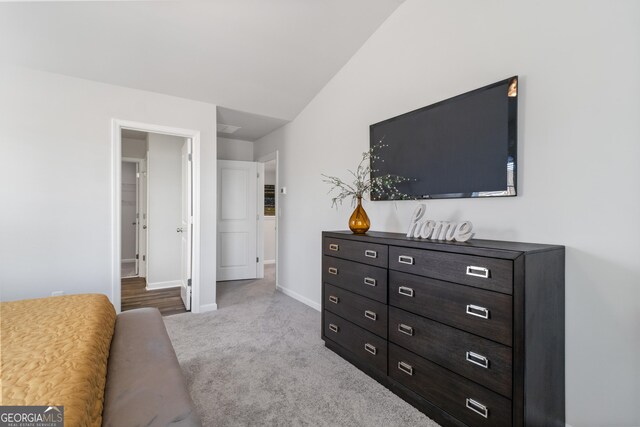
370;77;517;200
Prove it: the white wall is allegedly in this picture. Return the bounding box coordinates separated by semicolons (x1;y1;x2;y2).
121;161;137;261
265;171;276;186
263;217;276;263
122;137;147;159
254;1;640;425
217;137;253;161
147;134;183;288
0;66;218;311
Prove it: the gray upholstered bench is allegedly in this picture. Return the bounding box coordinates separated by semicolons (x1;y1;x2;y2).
102;308;201;427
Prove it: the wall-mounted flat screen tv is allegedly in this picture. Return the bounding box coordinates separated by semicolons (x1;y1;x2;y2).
369;76;518;200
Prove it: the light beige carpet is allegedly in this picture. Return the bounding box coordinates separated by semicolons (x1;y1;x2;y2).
164;265;438;426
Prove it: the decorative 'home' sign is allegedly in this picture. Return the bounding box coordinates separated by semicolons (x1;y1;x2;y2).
406;204;474;242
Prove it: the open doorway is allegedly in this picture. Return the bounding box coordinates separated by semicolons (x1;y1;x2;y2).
120;130;148;280
215;149;278;309
121;131;190;315
114;121;201;315
262;157;277;285
121;159;139;277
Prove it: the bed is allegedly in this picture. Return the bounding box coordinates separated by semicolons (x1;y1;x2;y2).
0;294;200;427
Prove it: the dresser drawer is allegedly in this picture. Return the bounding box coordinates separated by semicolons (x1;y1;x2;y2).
324;284;387;338
323;237;388;268
389;271;512;346
389;344;511;427
389;246;513;294
389;307;512;397
324;311;387;374
322;255;387;303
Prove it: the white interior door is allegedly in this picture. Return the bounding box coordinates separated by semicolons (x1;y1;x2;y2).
134;162;140;275
217;160;258;281
138;160;147;278
180;139;192;310
121;161;138;276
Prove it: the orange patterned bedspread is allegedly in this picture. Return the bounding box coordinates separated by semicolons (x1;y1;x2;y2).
1;294;116;427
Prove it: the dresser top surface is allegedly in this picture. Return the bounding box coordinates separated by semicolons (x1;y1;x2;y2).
323;230;564;259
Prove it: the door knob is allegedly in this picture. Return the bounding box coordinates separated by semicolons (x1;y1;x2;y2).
177;227;183;233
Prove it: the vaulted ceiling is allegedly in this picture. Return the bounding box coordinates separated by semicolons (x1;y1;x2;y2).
0;0;404;127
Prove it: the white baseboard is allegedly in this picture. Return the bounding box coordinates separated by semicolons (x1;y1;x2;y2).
276;283;321;311
146;280;181;290
264;259;276;265
198;303;218;313
121;258;136;263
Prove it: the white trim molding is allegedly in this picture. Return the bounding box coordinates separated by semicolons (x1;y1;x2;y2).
256;150;279;291
276;284;321;312
146;280;182;291
111;119;202;313
199;303;218;313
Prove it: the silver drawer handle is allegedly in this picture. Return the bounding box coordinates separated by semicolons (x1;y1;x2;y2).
329;295;339;304
398;255;414;265
363;277;377;287
329;243;339;251
398;361;413;376
466;351;489;369
364;343;377;355
398;323;414;336
466;398;489;418
398;286;414;297
466;304;489;319
328;267;338;275
364;249;377;258
466;265;490;278
328;323;339;333
364;310;377;321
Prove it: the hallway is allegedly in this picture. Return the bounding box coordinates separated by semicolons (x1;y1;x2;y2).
121;277;187;316
216;264;276;309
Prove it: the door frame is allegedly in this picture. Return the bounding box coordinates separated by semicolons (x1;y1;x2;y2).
256;151;279;288
180;138;193;310
111;119;202;313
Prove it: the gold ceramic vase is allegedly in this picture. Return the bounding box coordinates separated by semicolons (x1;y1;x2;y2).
349;196;370;234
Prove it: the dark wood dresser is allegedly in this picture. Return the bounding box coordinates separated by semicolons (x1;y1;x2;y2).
321;231;564;427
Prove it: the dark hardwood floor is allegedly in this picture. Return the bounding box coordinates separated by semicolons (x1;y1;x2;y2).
121;277;187;316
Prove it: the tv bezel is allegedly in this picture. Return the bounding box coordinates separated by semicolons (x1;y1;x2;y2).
369;76;518;201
